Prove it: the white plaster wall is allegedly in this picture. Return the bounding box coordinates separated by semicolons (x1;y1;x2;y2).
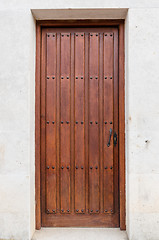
0;1;159;240
126;8;159;240
0;8;36;240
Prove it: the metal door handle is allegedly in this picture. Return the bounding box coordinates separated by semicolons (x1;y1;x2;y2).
107;128;112;147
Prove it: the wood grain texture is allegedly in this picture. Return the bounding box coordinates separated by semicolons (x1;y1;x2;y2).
41;28;47;224
46;33;57;213
88;33;100;213
35;22;41;230
36;22;125;228
56;33;61;213
119;23;126;230
74;33;85;213
37;20;124;27
60;33;71;214
103;32;114;214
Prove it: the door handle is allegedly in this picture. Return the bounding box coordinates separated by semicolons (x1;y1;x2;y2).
107;128;112;147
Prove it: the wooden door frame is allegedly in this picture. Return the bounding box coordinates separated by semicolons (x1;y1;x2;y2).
35;19;125;230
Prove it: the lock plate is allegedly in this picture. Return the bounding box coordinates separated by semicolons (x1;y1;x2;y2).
114;132;117;146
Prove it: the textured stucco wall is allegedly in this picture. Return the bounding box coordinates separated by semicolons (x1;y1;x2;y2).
0;9;36;240
125;8;159;240
0;1;159;240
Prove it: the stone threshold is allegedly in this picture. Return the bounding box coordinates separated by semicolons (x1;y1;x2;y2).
32;228;128;240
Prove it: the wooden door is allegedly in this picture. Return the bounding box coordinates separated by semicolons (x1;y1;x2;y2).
41;27;119;227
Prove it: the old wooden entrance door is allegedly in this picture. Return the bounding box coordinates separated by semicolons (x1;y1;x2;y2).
40;26;119;227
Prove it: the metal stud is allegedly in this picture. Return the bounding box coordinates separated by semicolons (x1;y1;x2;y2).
111;209;113;212
105;166;107;169
110;121;112;124
52;76;55;79
90;209;93;212
76;34;78;37
110;166;113;169
76;121;78;124
95;166;98;169
52;166;55;169
81;121;84;124
110;76;112;79
76;166;78;169
61;166;64;169
105;121;107;124
52;209;55;213
52;121;55;124
110;34;113;37
81;209;84;212
105;34;107;36
47;34;50;37
61;76;64;79
90;166;93;169
105;209;108;212
90;76;93;79
67;209;70;212
46;166;50;169
47;209;50;213
96;34;98;36
90;34;93;36
61;121;63;124
76;77;78;79
53;35;55;37
67;76;69;79
67;34;69;37
61;209;64;212
81;34;84;37
66;121;69;124
47;76;49;79
95;121;98;124
81;166;84;169
96;210;99;212
90;121;93;124
81;76;83;79
61;34;64;37
76;209;79;212
105;76;107;79
95;77;98;79
67;166;69;169
47;121;49;124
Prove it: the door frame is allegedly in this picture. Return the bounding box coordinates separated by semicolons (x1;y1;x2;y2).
35;19;125;230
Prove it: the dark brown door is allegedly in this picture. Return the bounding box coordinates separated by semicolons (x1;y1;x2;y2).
41;27;119;227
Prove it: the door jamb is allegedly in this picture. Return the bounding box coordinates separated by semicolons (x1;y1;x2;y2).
35;19;125;230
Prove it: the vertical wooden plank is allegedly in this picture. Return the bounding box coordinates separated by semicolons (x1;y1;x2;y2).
35;23;41;229
46;33;57;213
99;32;104;213
113;28;119;220
103;32;114;214
41;30;47;222
70;32;75;214
74;33;85;214
119;23;126;230
85;33;89;214
56;33;61;213
88;32;100;213
60;33;71;214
